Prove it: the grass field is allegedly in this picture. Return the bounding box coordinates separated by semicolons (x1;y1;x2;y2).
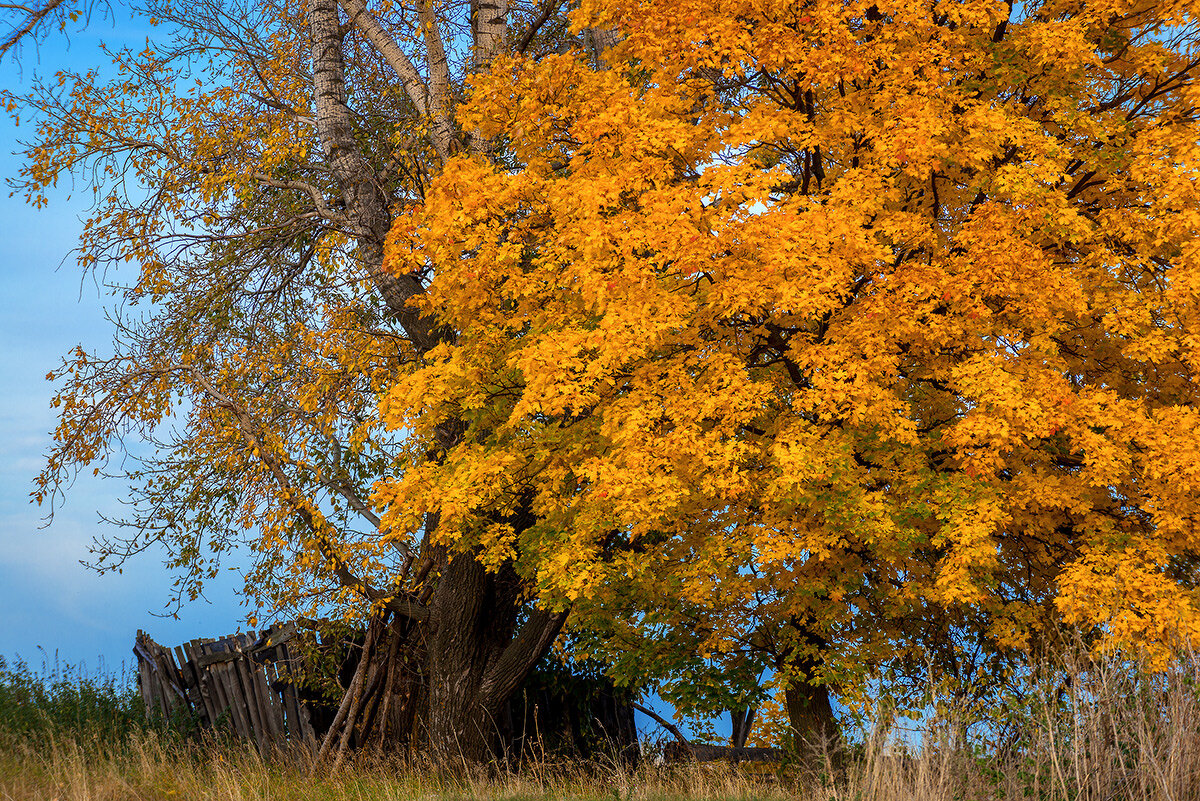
1;650;1197;800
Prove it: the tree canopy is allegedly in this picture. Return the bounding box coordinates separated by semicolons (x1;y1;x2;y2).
9;0;595;761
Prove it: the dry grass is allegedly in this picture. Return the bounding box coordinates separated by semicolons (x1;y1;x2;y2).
2;646;1199;801
0;734;799;801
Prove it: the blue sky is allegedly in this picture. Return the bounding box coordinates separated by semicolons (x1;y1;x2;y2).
0;18;248;677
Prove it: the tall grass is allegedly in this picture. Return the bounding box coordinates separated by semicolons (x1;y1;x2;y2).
0;654;148;744
1;646;1197;800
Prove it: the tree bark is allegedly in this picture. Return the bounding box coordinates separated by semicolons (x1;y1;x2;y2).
731;706;756;748
308;0;436;351
426;552;495;762
778;628;840;756
425;550;567;763
470;0;507;70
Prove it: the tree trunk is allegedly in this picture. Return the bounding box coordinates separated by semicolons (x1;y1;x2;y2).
731;706;756;748
308;0;568;765
423;550;569;763
778;628;840;756
308;0;437;351
783;677;838;754
425;551;498;763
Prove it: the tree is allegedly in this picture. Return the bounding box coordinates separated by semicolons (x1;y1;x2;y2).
379;0;1200;746
9;0;611;762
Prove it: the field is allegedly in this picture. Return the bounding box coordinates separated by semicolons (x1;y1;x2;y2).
1;650;1198;801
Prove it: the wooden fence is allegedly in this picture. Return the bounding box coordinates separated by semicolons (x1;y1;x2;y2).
134;624;319;751
135;622;641;761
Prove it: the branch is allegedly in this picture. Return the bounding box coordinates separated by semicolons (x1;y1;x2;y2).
415;0;456;160
586;27;621;70
336;0;454;162
247;91;315;126
309;0;440;353
189;368;427;622
1;0;67;58
514;0;561;54
321;437;384;529
479;605;568;704
632;701;692;745
470;0;507;70
251;173;352;226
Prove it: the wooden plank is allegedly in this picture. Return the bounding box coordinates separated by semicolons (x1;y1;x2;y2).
281;679;296;740
175;643;200;723
280;663;302;743
234;633;274;743
203;639;244;739
260;661;281;745
240;652;269;748
173;646;195;689
254;661;283;747
216;643;254;744
218;662;253;741
149;660;169;719
282;642;318;749
140;639;171;720
264;663;286;746
195;650;240;668
226;662;255;742
183;641;219;728
233;650;268;750
189;641;217;718
157;672;178;719
133;638;147;706
135;637;189;714
208;655;238;735
298;699;318;750
176;643;206;725
271;642;291;740
158;647;188;716
136;656;154;715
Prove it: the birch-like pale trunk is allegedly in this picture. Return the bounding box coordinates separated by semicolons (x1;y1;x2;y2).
308;0;435;351
338;0;456;161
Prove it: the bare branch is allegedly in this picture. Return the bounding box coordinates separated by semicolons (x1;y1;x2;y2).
632;702;693;745
251;172;353;226
337;0;455;162
514;0;561;54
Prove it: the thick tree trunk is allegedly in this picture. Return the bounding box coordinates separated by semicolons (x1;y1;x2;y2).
426;552;498;762
783;677;838;753
470;0;507;70
308;0;437;351
731;706;756;748
425;550;568;763
778;628;840;756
